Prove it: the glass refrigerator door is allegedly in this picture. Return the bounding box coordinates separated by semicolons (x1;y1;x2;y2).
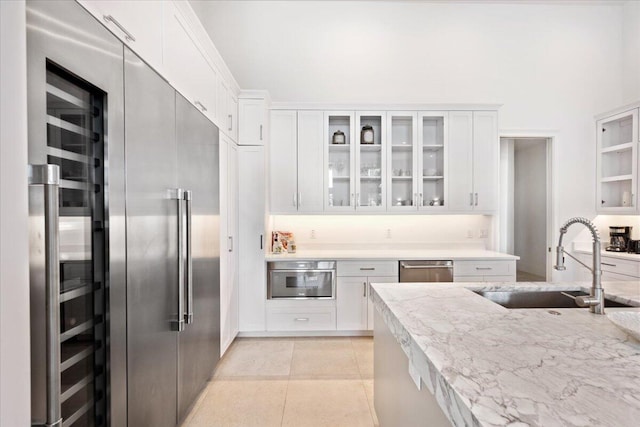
46;64;107;427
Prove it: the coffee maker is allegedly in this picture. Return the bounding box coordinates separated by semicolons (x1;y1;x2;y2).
606;226;631;252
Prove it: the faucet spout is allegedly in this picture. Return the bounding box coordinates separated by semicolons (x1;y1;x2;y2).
553;217;604;314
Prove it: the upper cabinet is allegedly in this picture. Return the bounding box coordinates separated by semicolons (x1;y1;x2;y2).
78;0;241;139
78;1;164;72
163;1;217;123
269;110;324;214
239;95;269;145
270;107;499;215
596;105;639;214
448;111;498;213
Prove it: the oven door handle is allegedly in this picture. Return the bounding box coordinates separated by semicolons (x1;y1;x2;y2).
269;269;336;274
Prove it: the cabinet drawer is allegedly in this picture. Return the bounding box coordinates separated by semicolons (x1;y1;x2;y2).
600;256;640;278
266;306;336;331
454;260;514;277
337;261;398;277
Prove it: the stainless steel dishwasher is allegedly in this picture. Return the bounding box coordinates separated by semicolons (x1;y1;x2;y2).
399;260;454;282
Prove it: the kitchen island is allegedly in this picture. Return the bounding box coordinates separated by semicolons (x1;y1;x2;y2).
370;281;640;427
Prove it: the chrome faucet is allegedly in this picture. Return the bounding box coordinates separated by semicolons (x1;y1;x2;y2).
554;217;604;314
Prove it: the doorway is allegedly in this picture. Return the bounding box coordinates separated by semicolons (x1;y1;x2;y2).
500;137;553;282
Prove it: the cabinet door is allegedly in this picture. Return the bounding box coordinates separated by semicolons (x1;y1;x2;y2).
418;112;448;211
269;110;298;213
228;93;239;142
298;111;325;212
163;2;217;123
325;112;356;211
387;112;418;212
355;112;386;211
337;277;368;330
366;277;398;331
238;146;266;331
219;136;239;355
447;111;474;211
218;79;229;135
239;98;266;146
228;143;240;339
78;0;164;72
472;111;498;211
596;108;638;213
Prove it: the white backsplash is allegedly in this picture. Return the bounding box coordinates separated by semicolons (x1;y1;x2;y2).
269;215;495;250
573;215;640;243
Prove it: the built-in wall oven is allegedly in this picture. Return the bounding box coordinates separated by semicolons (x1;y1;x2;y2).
267;261;336;299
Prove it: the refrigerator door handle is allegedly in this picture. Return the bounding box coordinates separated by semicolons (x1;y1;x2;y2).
171;188;185;332
184;190;193;324
29;164;62;427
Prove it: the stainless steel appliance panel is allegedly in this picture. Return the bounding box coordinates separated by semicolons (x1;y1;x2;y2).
399;260;454;283
176;94;221;422
27;1;127;425
124;48;178;427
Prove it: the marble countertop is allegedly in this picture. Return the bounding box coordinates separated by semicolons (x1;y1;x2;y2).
370;281;640;427
265;249;519;262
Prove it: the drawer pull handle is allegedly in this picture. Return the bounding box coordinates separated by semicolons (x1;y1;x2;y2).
360;267;375;271
601;262;617;267
294;317;309;322
475;267;493;270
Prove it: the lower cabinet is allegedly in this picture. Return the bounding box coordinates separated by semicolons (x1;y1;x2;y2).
453;260;516;282
266;300;336;332
573;253;640;281
337;261;399;331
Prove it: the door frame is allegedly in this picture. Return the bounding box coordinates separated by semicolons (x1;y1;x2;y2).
498;130;558;281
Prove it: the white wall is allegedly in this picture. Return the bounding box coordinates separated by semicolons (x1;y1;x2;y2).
514;140;547;278
191;0;630;279
0;0;31;425
622;0;640;102
271;215;494;249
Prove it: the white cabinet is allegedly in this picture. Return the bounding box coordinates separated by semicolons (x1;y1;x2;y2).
573;253;640;280
238;146;267;331
228;93;239;142
239;97;267;146
596;106;639;213
417;112;448;211
219;135;239;356
162;1;218;123
355;112;387;211
448;111;498;212
337;277;369;330
297;111;325;212
336;261;398;331
387;112;418;212
453;260;516;282
269;110;325;213
325;112;356;211
78;0;164;72
270;110;298;213
266;300;336;332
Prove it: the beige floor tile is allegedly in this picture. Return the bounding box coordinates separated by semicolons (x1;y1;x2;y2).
180;385;210;426
290;338;360;379
282;380;374;427
185;380;287;427
352;337;374;379
363;379;379;427
214;338;294;378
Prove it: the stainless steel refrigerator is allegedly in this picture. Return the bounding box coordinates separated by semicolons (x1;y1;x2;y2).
26;2;220;426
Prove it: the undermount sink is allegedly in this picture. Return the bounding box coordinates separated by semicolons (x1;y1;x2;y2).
474;290;633;309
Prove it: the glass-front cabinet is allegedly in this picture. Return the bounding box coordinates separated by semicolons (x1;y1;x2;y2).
356;112;386;211
418;112;448;211
325;112;355;211
387;112;418;211
596;108;638;213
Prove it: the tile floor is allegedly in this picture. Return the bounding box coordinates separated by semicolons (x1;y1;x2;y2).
182;337;378;427
516;270;546;282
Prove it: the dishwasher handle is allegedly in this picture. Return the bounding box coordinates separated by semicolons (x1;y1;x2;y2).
400;261;453;270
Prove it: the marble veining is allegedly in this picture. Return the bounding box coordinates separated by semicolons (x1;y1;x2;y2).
370;281;640;427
